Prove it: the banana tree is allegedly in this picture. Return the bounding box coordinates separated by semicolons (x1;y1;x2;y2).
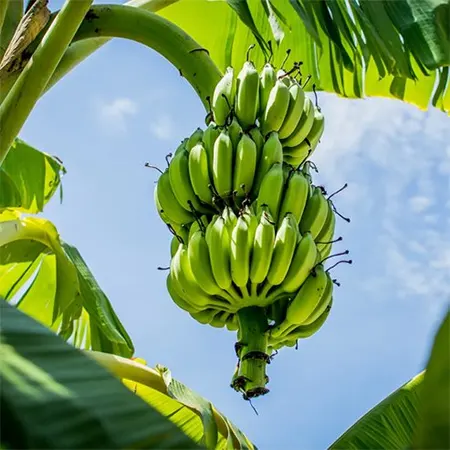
1;0;449;448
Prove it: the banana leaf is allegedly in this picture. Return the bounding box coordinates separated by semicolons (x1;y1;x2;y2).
0;300;199;449
412;309;450;450
0;211;134;357
22;0;450;113
329;308;450;450
0;138;65;214
88;352;257;450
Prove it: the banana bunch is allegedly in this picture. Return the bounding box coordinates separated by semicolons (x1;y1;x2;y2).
211;60;325;165
154;124;283;230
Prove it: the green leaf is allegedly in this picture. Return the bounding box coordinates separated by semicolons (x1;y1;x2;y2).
412;310;450;449
0;138;65;214
0;301;199;450
89;353;257;450
329;372;424;449
62;242;134;358
0;212;134;357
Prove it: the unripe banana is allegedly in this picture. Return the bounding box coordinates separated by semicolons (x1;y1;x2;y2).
286;298;333;340
188;230;222;296
154;170;194;225
301;272;333;326
170;244;225;310
169;149;209;214
259;63;277;115
188;142;214;206
210;311;231;329
230;214;251;288
190;308;218;325
188;216;209;241
277;69;292;87
316;202;335;249
278;82;306;140
261;79;291;135
170;226;189;258
212;67;235;126
212;130;234;199
228;116;243;149
207;217;233;291
173;138;188;156
249;210;276;284
256;162;285;223
281;97;315;148
186;127;204;151
279;232;318;294
285;108;325;159
270;264;328;339
226;314;239;331
233;133;257;197
222;206;238;234
278;169;310;227
266;213;299;286
252;132;283;196
235;61;260;129
248;126;264;165
203;122;221;167
166;273;201;313
299;187;329;239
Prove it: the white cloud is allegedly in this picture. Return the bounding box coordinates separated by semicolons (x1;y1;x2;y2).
98;97;138;133
150;114;174;141
409;195;433;213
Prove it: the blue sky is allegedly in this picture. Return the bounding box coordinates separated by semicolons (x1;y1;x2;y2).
19;11;450;449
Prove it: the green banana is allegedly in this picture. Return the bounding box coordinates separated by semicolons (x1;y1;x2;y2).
212;130;234;199
222;206;238;234
278;169;310;227
277;69;292;87
281;97;315;148
226;314;239;331
285;108;325;159
186;127;204;151
170;226;189;258
166;273;201;313
316;201;335;248
256;162;285;223
203;122;221;167
188;215;209;241
188;230;222;296
266;213;299;287
278;82;306;140
230;213;252;288
248;126;264;165
278;297;333;343
190;308;218;325
228;116;243;149
169;148;209;214
271;264;328;338
259;63;277;116
235;61;260;129
207;216;233;291
278;232;318;294
301;272;333;326
252;132;283;196
212;67;235;126
188;142;214;206
210;311;231;329
154;170;194;225
249;209;276;284
299;187;329;239
233;133;257;197
261;79;291;135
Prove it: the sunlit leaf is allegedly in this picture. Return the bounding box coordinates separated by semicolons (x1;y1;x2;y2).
412;309;450;450
329;372;424;449
89;352;257;450
0;301;199;450
0;138;65;214
0;212;133;357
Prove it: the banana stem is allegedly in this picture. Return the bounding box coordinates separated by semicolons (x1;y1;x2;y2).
0;0;93;164
236;306;270;399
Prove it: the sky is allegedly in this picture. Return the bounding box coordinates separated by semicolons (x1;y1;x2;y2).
18;9;450;449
